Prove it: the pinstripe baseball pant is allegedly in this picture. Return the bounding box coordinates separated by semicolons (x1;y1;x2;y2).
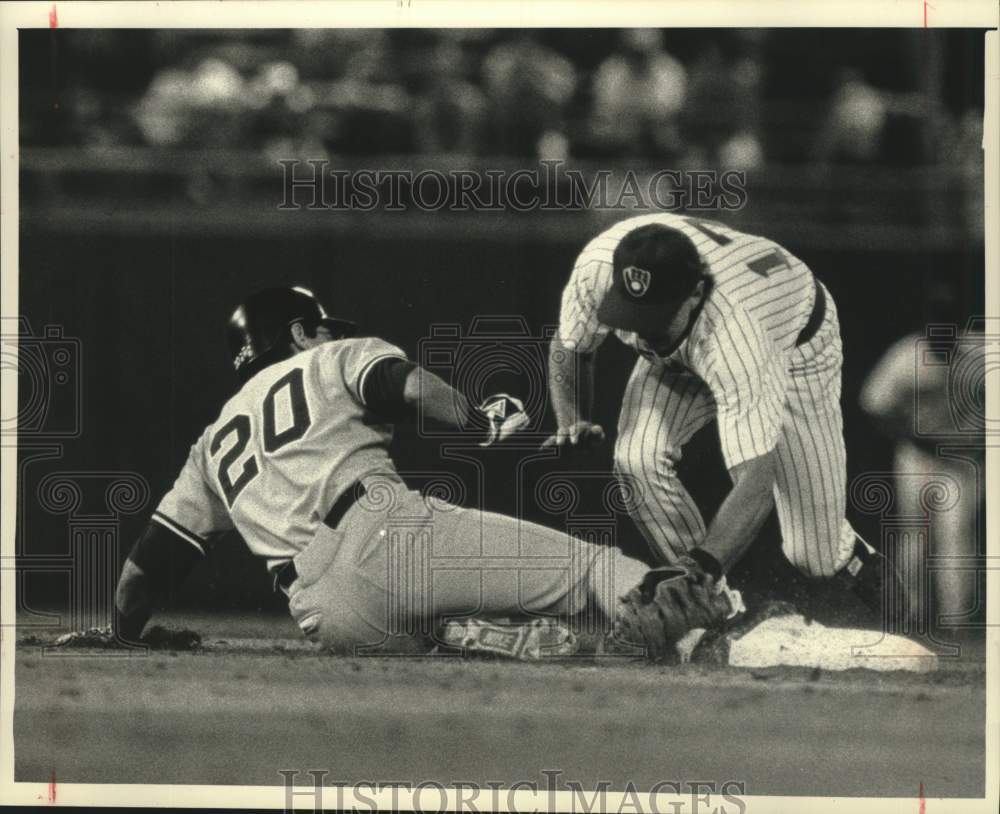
613;285;857;577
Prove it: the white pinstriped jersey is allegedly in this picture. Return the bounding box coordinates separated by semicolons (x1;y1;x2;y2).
152;337;406;568
559;212;818;468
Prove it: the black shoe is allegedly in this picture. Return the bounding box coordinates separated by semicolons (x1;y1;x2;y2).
834;538;908;630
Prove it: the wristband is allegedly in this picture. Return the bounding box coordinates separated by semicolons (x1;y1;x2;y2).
687;548;724;581
460;402;491;438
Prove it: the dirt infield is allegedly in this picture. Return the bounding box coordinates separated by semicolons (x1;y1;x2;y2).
13;612;986;798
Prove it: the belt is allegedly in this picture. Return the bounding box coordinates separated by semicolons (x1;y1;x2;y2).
274;482;367;593
795;279;826;347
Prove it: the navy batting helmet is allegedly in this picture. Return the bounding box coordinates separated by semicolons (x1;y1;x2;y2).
227;286;358;382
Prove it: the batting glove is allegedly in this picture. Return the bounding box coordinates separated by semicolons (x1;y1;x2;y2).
478;393;530;446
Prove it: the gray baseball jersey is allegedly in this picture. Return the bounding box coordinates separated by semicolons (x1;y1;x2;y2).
153;337;406;571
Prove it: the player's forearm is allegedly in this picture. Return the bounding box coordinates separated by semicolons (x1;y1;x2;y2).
114;520;204;641
699;453;776;573
548;336;595;427
403;366;476;430
115;559;152;641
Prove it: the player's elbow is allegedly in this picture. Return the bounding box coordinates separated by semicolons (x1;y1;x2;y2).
548;336;594;381
401;365;424;408
550;333;588;359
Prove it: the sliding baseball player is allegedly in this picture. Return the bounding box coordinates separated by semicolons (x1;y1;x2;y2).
58;285;739;660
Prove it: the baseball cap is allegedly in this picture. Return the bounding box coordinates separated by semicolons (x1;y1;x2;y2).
597;223;706;336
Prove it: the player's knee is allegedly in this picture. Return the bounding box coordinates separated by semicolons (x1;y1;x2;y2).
613;437;648;481
308;611;391;654
789;518;860;579
614;438;683;503
782;537;839;579
583;547;650;625
609;551;648;604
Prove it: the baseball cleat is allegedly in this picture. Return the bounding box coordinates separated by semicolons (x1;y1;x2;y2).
834;536;908;628
438;617;579;661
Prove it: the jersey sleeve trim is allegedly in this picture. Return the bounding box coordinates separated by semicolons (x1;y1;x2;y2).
151;511;207;556
356;352;408;405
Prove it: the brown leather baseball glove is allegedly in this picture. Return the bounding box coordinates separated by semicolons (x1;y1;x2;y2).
613;556;741;662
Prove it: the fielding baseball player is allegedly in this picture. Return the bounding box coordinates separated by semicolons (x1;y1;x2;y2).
64;286;740;660
547;213;893;609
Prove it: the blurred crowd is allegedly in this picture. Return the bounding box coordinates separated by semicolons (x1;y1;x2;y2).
21;28;985;172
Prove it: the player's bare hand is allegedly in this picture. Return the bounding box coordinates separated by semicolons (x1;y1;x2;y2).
540;421;605;451
53;625;120;649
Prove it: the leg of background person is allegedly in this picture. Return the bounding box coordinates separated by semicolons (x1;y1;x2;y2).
931;456;979;627
893;442;931;626
612;357;717;564
889;445;977;630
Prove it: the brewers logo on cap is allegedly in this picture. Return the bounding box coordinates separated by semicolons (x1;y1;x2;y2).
623;265;652;298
